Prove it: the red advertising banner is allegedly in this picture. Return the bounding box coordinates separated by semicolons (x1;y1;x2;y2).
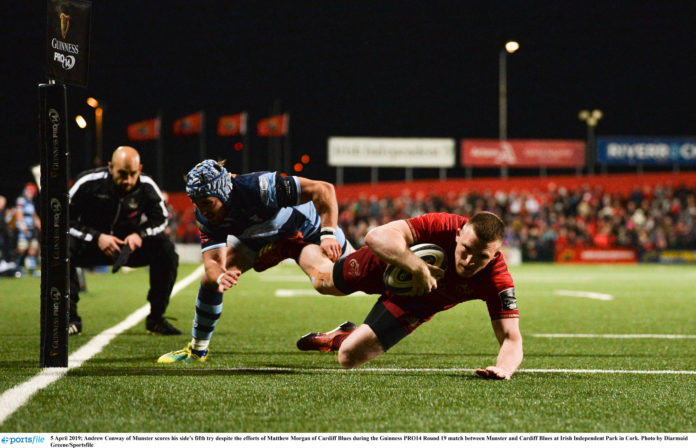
461;139;586;168
555;248;637;264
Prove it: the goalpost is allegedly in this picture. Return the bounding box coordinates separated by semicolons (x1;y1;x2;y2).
39;82;70;368
39;0;91;367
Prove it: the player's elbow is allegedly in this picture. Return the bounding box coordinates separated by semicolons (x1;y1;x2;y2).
364;228;381;249
313;181;336;207
321;181;335;197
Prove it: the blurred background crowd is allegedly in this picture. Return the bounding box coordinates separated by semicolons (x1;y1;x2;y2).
170;181;696;262
3;179;695;277
335;183;696;261
1;184;41;277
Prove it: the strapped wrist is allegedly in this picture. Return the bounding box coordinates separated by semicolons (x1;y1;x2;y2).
320;227;336;240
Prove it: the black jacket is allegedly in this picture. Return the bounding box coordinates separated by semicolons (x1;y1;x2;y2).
69;167;169;244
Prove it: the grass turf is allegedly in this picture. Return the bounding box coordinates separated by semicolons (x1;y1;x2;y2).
1;263;694;432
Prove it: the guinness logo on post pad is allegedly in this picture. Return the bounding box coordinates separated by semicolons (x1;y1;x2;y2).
46;0;92;87
59;13;71;38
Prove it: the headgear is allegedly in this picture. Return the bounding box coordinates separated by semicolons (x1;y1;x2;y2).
185;160;233;203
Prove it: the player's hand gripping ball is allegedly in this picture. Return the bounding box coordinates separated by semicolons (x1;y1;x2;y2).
383;243;448;295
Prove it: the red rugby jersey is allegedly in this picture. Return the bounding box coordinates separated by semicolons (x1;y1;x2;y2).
400;213;518;321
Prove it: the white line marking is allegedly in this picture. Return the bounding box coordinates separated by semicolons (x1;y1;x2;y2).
0;264;204;426
554;290;614;301
533;333;696;339
521;368;695;375
275;289;322;297
167;367;696;375
274;289;370;297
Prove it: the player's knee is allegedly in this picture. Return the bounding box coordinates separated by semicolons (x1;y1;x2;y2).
337;345;367;369
337;348;357;369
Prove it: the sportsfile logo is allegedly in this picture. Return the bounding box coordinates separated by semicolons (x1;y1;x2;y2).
1;436;45;444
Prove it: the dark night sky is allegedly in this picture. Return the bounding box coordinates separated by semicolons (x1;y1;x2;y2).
3;1;694;197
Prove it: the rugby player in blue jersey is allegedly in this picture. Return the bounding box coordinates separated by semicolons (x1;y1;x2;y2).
158;159;352;363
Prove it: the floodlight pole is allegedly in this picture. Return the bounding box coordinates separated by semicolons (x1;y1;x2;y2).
87;98;104;165
499;41;519;179
499;49;508;143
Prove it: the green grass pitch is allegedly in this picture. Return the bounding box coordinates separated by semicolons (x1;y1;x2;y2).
1;263;694;433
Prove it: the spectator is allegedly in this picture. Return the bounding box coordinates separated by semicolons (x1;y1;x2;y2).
14;183;41;276
0;195;20;277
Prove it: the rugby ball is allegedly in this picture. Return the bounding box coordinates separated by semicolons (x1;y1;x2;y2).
383;243;448;295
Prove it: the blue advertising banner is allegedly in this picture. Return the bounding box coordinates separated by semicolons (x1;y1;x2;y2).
596;137;696;165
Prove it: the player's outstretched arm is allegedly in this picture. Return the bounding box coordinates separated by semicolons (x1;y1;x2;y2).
365;221;441;295
476;317;523;380
297;177;341;261
202;247;241;293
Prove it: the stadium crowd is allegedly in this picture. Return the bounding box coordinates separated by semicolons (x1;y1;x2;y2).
332;183;696;261
3;181;695;276
168;181;696;261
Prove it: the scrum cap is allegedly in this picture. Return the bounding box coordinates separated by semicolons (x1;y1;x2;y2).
185;160;233;203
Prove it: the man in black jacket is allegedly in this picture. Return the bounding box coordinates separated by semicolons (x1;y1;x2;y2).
68;146;180;335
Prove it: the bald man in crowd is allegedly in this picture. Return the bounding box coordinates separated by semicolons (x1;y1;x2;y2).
68;146;180;336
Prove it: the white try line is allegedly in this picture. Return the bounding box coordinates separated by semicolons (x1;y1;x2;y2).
165;367;696;375
554;290;614;301
533;333;696;339
0;264;204;426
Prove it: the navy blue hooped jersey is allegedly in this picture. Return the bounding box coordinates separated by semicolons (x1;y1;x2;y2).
196;172;321;252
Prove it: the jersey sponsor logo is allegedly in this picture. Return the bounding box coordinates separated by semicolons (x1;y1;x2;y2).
348;259;361;278
277;177;294;202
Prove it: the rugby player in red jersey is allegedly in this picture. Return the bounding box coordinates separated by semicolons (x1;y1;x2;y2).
296;211;523;380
